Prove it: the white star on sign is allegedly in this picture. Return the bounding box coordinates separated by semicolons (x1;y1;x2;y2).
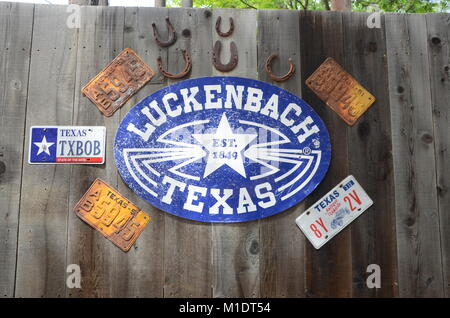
34;135;54;156
193;113;257;178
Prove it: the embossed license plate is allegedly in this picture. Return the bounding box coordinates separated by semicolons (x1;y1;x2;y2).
296;175;373;249
306;58;376;126
73;178;151;252
29;126;105;164
82;48;155;117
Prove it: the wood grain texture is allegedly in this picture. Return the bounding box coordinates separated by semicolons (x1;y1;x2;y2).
0;4;449;298
111;7;168;298
425;13;450;297
211;8;260;298
14;4;78;297
342;11;398;297
163;7;213;298
0;2;34;298
300;10;353;298
134;7;168;84
386;13;444;297
257;9;305;298
66;6;125;297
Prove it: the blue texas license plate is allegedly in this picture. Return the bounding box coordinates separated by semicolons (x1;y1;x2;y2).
28;126;106;164
296;175;373;249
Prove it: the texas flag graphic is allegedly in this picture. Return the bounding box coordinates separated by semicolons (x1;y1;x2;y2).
29;127;58;163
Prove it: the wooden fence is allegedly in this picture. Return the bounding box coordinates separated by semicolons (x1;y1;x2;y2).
0;2;448;297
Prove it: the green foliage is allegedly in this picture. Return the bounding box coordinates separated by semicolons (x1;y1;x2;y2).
166;0;449;12
354;0;449;13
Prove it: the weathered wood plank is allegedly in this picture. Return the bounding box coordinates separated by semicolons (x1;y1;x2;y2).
126;6;167;84
66;5;125;297
386;13;444;297
163;7;213;298
425;12;450;297
211;8;259;298
257;9;305;298
109;6;168;298
0;2;34;298
15;4;78;297
300;10;353;298
3;5;448;298
167;8;213;80
342;11;398;297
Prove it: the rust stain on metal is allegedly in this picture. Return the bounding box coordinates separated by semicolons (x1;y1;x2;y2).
265;54;295;82
157;49;192;79
212;40;238;72
152;17;177;48
215;16;234;37
82;48;155;117
73;178;151;252
306;57;376;126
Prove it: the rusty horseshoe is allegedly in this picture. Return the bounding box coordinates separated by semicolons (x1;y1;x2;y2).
265;54;296;82
157;49;192;79
152;17;177;47
215;16;234;37
212;41;238;72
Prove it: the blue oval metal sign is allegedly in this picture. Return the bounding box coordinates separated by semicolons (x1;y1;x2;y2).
114;77;331;222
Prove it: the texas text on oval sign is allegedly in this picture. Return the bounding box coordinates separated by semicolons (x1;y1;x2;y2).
114;77;331;222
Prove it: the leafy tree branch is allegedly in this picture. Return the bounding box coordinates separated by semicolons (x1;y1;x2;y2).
168;0;449;12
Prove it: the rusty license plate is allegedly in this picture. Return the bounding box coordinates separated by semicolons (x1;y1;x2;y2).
82;48;155;117
73;178;151;252
306;57;376;126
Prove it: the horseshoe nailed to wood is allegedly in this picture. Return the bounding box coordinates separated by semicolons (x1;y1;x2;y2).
152;17;177;47
157;49;192;79
215;16;234;37
212;41;238;72
265;54;296;82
